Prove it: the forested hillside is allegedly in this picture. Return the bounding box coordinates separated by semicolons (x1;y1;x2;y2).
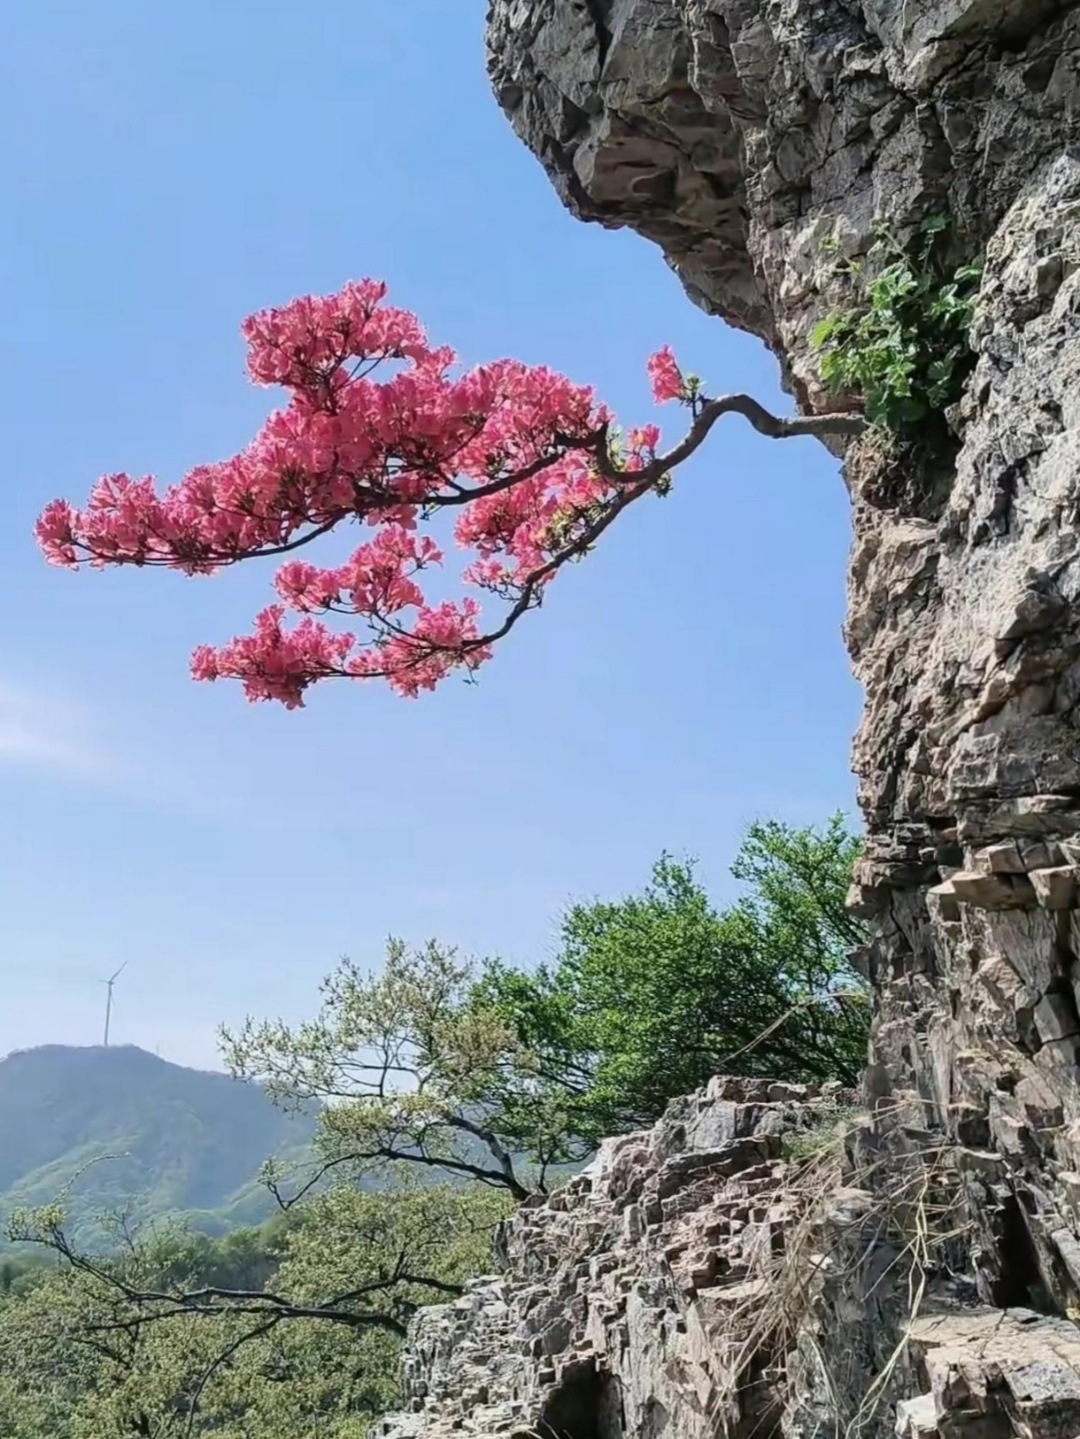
0;1046;315;1248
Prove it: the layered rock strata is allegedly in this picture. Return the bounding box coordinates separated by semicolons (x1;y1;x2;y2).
484;0;1080;1316
382;6;1080;1437
377;1080;1080;1439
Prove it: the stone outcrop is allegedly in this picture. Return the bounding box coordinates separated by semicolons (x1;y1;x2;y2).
483;0;1080;1319
379;1081;878;1439
486;0;1080;413
377;1078;1080;1439
379;4;1080;1438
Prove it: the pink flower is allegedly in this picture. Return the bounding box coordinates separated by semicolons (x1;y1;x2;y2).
646;346;685;404
629;424;661;452
35;499;79;568
626;424;662;470
38;278;696;706
191;606;357;708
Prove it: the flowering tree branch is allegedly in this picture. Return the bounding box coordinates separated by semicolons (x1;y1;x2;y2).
37;281;863;707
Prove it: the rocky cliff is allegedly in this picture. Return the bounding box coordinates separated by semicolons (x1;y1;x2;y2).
378;1079;1080;1439
378;4;1080;1438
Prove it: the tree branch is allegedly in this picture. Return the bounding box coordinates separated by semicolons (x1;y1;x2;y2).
646;393;864;480
18;1220;461;1345
68;394;862;574
185;1318;280;1439
439;1112;526;1197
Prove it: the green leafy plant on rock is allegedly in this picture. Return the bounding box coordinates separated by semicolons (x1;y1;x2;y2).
780;1103;862;1163
811;216;982;431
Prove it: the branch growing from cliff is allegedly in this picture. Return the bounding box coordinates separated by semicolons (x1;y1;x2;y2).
37;279;866;708
633;393;865;478
378;396;865;681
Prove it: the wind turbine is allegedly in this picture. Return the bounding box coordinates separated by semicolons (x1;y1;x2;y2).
101;963;127;1047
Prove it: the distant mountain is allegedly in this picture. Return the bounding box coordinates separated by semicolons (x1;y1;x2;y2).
0;1045;316;1249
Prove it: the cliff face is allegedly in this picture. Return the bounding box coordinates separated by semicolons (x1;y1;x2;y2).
379;1081;902;1439
378;5;1080;1438
377;1079;1080;1439
487;0;1080;1308
486;0;1080;406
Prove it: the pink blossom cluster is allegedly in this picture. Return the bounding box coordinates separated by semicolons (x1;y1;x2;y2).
646;345;686;404
189;598;489;707
37;279;687;705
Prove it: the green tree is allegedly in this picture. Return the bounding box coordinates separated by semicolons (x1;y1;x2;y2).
477;816;870;1140
222;819;867;1195
221;939;592;1202
1;1183;503;1438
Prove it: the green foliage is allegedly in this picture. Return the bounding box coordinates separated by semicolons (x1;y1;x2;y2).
0;1045;316;1251
115;1214;291;1293
0;1184;503;1437
476;816;871;1141
810;216;982;430
225;819;868;1194
222;938;593;1201
780;1104;861;1163
0;1251;52;1298
0;818;869;1436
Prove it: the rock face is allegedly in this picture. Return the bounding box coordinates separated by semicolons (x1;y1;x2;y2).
378;1081;880;1439
378;5;1080;1438
484;0;1080;1315
377;1079;1080;1439
486;0;1080;411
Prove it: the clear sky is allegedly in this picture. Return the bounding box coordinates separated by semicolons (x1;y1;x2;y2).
0;0;860;1070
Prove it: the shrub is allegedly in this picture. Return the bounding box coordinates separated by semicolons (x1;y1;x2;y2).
811;217;982;431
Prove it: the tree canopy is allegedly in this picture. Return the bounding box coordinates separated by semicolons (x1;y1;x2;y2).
222;818;868;1193
477;815;870;1140
220;938;592;1203
1;1184;505;1438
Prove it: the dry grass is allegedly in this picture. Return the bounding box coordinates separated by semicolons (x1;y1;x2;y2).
722;1104;972;1439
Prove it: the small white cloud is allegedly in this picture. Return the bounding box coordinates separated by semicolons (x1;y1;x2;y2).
0;677;112;778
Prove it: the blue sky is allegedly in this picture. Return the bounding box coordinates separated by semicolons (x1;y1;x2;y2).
0;0;860;1070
